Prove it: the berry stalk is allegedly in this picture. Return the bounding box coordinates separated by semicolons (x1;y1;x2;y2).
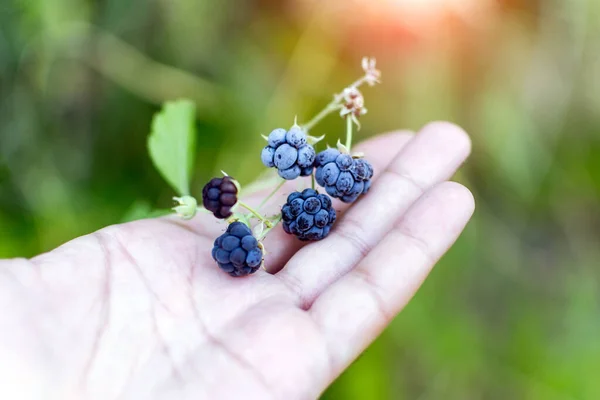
345;115;354;152
259;179;286;209
237;201;273;228
302;76;371;133
256;214;283;242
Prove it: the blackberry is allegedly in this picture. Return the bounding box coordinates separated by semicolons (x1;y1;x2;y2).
314;149;374;203
212;222;263;277
261;126;316;180
281;189;336;241
202;176;239;219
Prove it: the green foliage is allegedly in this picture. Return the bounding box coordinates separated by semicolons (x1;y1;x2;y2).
148;99;197;196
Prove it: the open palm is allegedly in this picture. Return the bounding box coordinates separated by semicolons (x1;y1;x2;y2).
0;122;473;400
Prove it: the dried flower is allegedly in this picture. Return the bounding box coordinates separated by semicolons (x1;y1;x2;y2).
340;87;367;119
362;57;381;86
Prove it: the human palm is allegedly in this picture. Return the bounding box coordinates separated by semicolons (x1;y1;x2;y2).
0;122;473;400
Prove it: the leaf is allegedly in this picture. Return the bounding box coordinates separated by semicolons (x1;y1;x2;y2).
148;99;197;195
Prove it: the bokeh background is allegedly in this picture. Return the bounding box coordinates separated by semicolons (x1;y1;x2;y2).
1;0;599;398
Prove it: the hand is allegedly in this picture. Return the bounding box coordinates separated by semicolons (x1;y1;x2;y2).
0;122;474;400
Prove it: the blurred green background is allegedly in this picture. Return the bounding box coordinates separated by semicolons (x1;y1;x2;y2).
1;0;599;398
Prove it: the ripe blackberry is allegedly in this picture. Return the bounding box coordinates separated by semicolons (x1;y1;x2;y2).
281;189;336;241
202;176;239;219
212;222;264;277
261;127;316;180
314;149;374;203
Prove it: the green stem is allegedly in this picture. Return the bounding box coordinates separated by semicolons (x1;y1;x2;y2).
302;76;369;133
311;173;316;190
345;115;353;151
302;102;340;132
237;201;273;228
259;179;286;209
257;214;283;241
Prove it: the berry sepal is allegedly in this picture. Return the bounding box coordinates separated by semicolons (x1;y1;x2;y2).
172;195;198;220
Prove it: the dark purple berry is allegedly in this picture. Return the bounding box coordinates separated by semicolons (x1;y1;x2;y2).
202;176;239;219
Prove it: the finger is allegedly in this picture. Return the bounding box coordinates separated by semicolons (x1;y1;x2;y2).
277;122;471;306
252;131;415;273
310;181;475;376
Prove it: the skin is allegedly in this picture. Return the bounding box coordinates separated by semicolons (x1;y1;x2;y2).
0;122;474;400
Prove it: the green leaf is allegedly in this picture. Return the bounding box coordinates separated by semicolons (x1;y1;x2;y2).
148;99;197;195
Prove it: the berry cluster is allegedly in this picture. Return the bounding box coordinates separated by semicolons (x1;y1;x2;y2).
202;176;239;219
261;126;316;180
187;58;381;277
282;189;337;241
212;222;263;277
315;148;374;203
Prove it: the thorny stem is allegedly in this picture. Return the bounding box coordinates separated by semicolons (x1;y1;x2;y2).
259;179;286;209
302;76;369;132
345;115;353;152
237;201;273;228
